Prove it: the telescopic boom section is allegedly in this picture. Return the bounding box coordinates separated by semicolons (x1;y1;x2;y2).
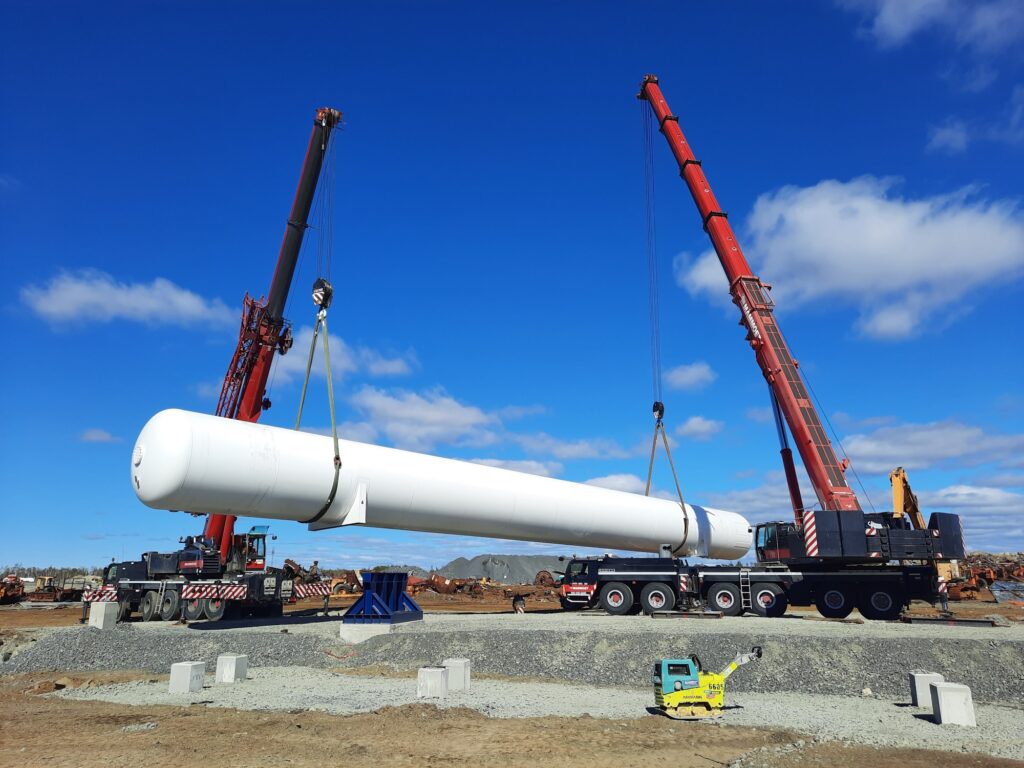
204;107;342;559
637;76;860;517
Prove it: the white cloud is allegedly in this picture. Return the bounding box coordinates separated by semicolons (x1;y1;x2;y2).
510;432;631;460
469;458;564;477
273;325;415;384
193;380;222;400
358;347;417;377
918;484;1024;551
926;86;1024;153
844;420;1024;474
678;176;1024;339
585;473;648;493
676;416;724;441
80;428;120;443
837;0;1024;56
22;270;234;327
926;118;970;153
745;407;773;424
349;386;499;452
664;361;717;391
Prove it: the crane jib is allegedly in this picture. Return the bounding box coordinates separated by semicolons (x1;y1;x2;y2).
638;75;861;517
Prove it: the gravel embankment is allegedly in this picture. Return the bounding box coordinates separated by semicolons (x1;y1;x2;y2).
0;624;337;674
55;667;1024;758
333;614;1024;704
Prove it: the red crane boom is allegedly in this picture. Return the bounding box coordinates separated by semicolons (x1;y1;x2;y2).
203;106;342;561
637;76;861;538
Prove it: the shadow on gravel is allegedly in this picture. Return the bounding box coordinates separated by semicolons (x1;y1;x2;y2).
185;615;339;631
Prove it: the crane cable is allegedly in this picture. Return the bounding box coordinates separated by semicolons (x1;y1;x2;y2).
295;126;343;525
640;101;688;525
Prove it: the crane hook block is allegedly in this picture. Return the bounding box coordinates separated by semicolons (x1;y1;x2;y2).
652;401;665;421
312;278;334;310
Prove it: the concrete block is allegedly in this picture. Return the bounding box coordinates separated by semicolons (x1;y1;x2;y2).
88;602;120;630
443;658;471;692
930;682;976;727
417;666;448;699
215;654;248;683
169;662;205;694
339;623;395;644
909;672;944;707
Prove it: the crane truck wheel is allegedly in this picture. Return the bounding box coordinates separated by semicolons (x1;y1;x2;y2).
640;582;675;614
159;590;181;621
116;600;131;623
182;597;204;621
140;591;160;621
599;582;635;615
751;583;788;618
203;597;226;621
858;587;903;621
706;583;743;616
816;585;854;619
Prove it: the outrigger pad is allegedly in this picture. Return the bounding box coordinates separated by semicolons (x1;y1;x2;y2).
342;571;423;624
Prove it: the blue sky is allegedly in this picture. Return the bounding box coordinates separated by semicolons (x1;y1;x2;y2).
2;1;1022;569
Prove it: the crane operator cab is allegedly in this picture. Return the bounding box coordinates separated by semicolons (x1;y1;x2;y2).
653;647;762;719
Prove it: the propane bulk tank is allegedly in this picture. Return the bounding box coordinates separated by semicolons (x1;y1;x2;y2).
131;409;752;559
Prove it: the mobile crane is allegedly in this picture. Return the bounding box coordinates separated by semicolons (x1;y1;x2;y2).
93;108;342;621
559;76;965;620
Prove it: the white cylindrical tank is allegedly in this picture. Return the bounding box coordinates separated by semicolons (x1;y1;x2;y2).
131;409;752;559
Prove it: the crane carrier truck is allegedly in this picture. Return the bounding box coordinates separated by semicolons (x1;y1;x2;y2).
558;75;966;621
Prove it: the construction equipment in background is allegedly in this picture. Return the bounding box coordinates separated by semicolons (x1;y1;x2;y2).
24;575;90;603
0;574;25;605
890;468;927;530
92;526;294;622
654;646;763;719
330;571;363;595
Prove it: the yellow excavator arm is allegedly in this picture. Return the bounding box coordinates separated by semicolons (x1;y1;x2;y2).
890;467;926;530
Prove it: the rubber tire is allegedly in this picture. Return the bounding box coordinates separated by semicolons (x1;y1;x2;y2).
203;597;226;621
975;577;989;590
751;583;788;618
116;600;131;623
640;582;676;614
332;583;346;595
599;582;634;615
140;591;161;621
706;583;742;616
159;590;181;621
182;597;204;621
816;585;854;619
858;587;902;621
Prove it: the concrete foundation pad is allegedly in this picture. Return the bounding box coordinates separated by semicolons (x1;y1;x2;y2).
88;602;119;630
169;662;205;694
909;672;945;707
216;654;248;683
339;623;396;644
443;658;471;691
930;682;976;726
417;666;448;699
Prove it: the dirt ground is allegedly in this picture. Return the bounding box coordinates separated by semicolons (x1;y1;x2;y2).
2;672;1020;768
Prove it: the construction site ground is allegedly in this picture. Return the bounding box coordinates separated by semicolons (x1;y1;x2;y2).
2;596;1022;767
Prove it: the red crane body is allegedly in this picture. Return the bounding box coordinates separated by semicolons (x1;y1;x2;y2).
203;107;342;562
637;76;860;554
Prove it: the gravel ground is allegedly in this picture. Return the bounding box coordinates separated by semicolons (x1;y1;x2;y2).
55;666;1024;759
0;624;337;674
5;613;1022;705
